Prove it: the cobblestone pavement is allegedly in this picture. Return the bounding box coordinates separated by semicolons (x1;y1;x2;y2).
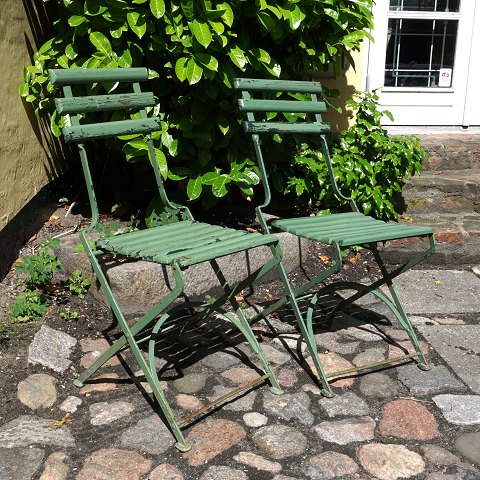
1;271;480;480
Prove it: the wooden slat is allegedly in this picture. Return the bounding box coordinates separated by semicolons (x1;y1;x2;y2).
55;92;155;114
234;78;323;94
49;68;148;85
238;99;327;114
244;121;330;134
62;118;160;142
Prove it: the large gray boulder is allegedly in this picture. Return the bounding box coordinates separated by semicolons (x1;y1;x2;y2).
56;231;307;317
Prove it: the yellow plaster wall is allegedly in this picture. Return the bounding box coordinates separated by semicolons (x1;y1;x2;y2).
316;49;366;133
0;1;67;232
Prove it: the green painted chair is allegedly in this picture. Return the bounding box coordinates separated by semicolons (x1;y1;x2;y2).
234;78;436;397
49;68;283;451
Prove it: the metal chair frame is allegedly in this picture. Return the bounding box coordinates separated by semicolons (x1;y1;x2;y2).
49;68;283;451
234;78;435;397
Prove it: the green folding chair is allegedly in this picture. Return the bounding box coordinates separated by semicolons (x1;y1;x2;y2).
234;78;436;397
49;68;283;451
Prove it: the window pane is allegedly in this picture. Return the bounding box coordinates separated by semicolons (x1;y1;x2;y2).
389;0;460;12
384;18;458;87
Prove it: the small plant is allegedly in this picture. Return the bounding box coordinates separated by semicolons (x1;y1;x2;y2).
10;289;48;322
65;269;92;299
60;307;79;320
74;221;122;253
16;237;63;288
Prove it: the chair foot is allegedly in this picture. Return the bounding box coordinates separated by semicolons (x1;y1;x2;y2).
73;379;84;388
321;388;336;398
269;386;284;395
175;441;191;452
417;362;431;371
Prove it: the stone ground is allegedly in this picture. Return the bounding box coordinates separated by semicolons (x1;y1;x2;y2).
1;261;480;479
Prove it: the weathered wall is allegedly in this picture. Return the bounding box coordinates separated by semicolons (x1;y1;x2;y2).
0;1;65;230
0;0;69;276
316;49;365;133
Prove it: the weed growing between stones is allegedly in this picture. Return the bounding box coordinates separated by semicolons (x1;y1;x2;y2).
10;236;90;323
15;237;63;289
65;270;91;299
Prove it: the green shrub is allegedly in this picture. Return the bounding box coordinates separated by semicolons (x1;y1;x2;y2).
10;289;48;322
20;0;373;207
65;269;92;298
284;90;427;219
16;237;64;288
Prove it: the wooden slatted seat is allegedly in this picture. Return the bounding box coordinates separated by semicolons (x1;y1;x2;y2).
97;221;278;267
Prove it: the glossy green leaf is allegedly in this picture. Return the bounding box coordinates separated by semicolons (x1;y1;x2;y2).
180;0;195;20
193;53;218;71
65;43;79;60
175;57;189;81
154;148;168;179
84;0;108;15
19;83;29;97
89;31;112;54
228;45;246;69
217;114;229;135
187;176;203;200
149;0;165;18
212;174;229;197
218;2;234;27
280;4;306;30
117;49;132;67
249;48;270;64
127;11;147;38
190;19;212;48
68;15;87;26
202;171;218;185
186;58;203;84
168;167;194;180
57;55;69;68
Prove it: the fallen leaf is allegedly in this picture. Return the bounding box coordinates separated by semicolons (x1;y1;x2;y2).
49;215;60;221
318;255;331;264
434;280;442;285
246;227;260;233
47;414;73;429
234;294;244;302
400;215;413;222
348;253;361;265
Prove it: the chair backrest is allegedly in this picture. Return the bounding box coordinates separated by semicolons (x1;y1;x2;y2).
49;67;191;227
234;78;357;229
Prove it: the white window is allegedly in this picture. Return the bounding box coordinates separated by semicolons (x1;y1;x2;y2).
365;0;479;126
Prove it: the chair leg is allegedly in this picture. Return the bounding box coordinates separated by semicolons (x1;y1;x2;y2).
276;262;335;397
209;259;283;394
75;252;192;449
370;244;429;370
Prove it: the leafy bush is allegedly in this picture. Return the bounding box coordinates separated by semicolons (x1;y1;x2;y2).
10;289;48;322
284;90;427;219
16;237;64;288
65;269;92;298
20;0;373;207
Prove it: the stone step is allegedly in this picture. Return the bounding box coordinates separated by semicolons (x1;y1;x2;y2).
418;134;480;171
401;169;480;215
383;212;480;268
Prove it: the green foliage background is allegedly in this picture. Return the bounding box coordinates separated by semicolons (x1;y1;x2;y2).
21;0;374;207
284;91;427;219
